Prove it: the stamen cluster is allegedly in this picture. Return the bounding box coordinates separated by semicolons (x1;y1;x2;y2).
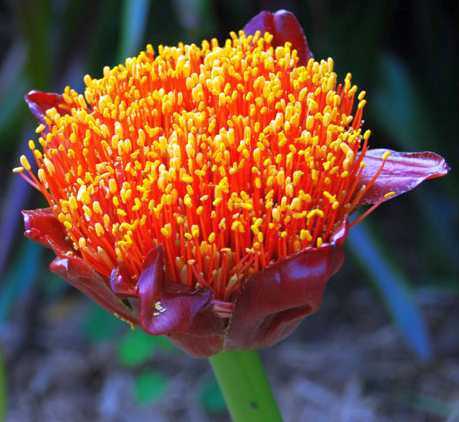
18;31;372;299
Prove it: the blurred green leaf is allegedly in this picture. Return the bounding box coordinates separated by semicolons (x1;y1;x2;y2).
371;54;435;150
172;0;217;39
317;1;390;82
199;378;226;414
0;242;42;321
86;0;120;72
41;273;68;299
119;0;151;61
348;222;432;362
0;75;28;147
153;335;175;351
134;370;167;405
118;329;157;367
149;2;183;45
371;53;458;276
81;303;124;343
17;0;53;87
118;330;174;367
0;43;27;149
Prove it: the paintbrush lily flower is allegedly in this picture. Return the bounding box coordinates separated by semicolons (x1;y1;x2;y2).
16;10;448;357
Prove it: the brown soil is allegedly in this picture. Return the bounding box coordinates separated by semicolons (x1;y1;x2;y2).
2;278;459;422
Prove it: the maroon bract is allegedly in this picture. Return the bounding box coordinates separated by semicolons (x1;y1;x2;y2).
358;149;449;204
25;90;70;123
244;10;313;65
18;10;449;357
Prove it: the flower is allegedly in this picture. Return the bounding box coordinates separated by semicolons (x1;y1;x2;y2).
16;10;448;357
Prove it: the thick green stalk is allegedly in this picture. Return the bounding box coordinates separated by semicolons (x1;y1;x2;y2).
209;350;282;422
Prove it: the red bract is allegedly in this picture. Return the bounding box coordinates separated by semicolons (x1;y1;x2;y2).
19;10;449;357
244;10;313;65
358;149;449;204
25;90;70;123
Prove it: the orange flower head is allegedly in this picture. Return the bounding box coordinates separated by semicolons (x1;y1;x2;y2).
18;31;374;300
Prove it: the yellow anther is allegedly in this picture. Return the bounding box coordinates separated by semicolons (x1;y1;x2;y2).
77;185;90;204
95;223;104;237
69;196;78;211
43;157;55;174
307;209;324;219
191;225;200;238
93;201;102;214
20;155;31;171
161;223;172;238
37;169;46;182
358;91;366;101
382;150;391;160
35;124;46;134
181;174;193;183
358;99;367;109
109;178;118;194
272;207;281;222
78;237;87;249
340;142;354;157
218;218;226;230
184;194;193;208
323;191;336;203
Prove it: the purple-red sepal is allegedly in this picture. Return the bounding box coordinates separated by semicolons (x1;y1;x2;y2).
110;265;138;297
50;255;138;325
243;10;313;65
22;208;72;255
25;90;69;123
359;149;450;205
137;248;226;356
132;231;346;356
226;224;346;350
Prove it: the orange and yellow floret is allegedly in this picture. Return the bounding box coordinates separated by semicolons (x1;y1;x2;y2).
16;31;381;300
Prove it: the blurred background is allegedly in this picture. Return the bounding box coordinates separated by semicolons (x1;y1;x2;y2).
0;0;458;420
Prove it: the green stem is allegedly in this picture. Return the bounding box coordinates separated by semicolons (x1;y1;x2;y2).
209;350;282;422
